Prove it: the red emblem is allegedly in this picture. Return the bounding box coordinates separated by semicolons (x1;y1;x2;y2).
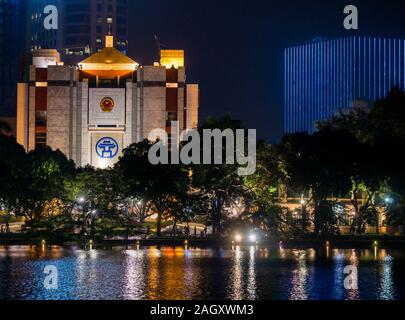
100;97;114;112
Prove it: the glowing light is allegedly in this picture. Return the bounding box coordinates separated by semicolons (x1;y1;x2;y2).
249;234;257;243
234;234;242;243
160;50;185;69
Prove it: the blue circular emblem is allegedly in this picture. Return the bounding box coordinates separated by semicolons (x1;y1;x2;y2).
96;137;119;159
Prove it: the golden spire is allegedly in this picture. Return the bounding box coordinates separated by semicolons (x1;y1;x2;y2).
106;18;113;48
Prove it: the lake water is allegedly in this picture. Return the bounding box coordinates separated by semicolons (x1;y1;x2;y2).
0;245;404;300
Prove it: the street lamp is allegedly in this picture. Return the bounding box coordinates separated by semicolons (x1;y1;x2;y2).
234;234;242;243
248;233;257;243
77;196;86;204
384;197;393;205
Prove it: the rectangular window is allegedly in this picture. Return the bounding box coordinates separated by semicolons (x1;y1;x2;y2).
35;111;47;127
35;132;47;148
166;111;177;127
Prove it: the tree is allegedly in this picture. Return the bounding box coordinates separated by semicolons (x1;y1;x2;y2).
66;166;126;237
190;115;247;235
280;130;358;234
117;140;190;236
0;134;29;232
23;147;76;223
318;88;405;233
0;120;12;136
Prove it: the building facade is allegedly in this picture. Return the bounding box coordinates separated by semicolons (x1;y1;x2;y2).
17;34;199;169
284;36;405;134
26;0;128;63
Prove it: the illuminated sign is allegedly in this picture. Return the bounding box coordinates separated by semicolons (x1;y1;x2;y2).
95;137;119;159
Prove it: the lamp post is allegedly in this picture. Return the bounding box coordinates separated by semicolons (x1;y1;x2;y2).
76;195;96;240
300;197;308;232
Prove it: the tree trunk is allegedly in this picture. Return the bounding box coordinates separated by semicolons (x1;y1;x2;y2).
139;205;146;224
350;186;359;235
301;206;308;233
156;212;162;237
172;221;177;236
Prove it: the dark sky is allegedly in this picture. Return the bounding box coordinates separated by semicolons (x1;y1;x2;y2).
130;1;404;141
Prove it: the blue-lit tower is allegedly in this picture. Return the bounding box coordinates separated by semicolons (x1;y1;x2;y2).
284;36;405;134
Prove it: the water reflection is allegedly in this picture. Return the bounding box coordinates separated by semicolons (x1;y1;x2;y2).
122;250;145;300
289;250;309;300
228;246;244;300
378;254;395;300
0;245;403;300
333;249;345;299
246;246;257;300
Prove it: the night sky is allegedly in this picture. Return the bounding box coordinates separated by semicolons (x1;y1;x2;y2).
127;0;405;142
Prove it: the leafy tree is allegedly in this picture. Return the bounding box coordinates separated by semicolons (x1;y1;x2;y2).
191;115;247;235
24;147;76;223
66;166;126;237
0;134;29;232
117;140;190;236
280;130;359;234
0;120;12;136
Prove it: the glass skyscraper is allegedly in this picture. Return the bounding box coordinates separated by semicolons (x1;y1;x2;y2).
0;0;25;117
284;36;405;134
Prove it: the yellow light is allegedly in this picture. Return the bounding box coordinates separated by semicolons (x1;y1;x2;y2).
234;234;242;243
166;83;179;88
105;35;114;48
374;241;378;247
160;50;184;69
184;240;189;245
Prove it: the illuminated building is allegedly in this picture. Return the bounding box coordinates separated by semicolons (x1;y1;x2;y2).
284;36;405;134
16;33;199;168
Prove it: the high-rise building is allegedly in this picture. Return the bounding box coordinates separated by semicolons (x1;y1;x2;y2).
26;0;61;51
16;34;199;169
26;0;128;63
0;0;26;117
284;36;405;134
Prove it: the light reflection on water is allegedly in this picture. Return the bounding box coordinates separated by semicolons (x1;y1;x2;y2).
0;245;404;300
